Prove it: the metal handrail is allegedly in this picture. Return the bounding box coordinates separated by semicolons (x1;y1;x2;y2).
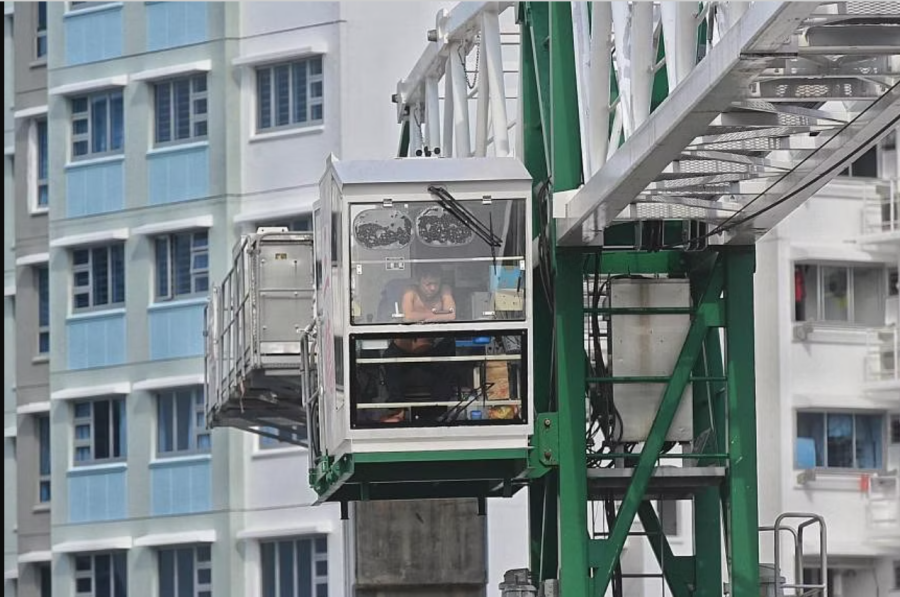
761;512;828;597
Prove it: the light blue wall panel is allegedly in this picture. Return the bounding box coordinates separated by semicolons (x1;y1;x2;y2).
148;302;205;360
148;146;209;205
66;160;124;218
67;312;126;370
68;467;127;523
146;2;208;51
65;7;123;66
150;459;211;516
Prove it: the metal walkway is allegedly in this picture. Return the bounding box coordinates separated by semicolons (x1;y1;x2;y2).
394;1;900;246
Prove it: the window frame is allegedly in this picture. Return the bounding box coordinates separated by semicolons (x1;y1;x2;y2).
795;409;887;472
73;397;126;466
260;536;328;597
36;119;49;209
154;230;209;302
153;74;209;147
36;265;50;355
257;425;306;450
157;544;212;597
253;216;312;233
70;89;125;160
36;2;48;59
793;262;889;326
74;552;128;597
71;243;126;313
38;414;51;503
255;55;324;134
156;387;210;457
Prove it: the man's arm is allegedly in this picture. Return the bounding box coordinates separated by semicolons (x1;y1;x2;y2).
427;285;457;322
401;289;433;322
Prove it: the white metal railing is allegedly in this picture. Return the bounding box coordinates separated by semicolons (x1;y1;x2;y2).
864;325;899;385
865;471;900;540
862;179;899;236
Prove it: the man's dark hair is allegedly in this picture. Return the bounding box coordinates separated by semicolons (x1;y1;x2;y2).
414;263;443;281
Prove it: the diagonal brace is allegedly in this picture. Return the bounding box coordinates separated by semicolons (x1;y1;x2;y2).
594;260;724;596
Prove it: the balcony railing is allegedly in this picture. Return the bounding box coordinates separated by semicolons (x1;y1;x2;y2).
865;326;899;387
865;471;900;544
862;179;899;237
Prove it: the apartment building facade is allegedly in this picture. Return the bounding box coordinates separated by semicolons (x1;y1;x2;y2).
755;140;900;596
1;3;538;597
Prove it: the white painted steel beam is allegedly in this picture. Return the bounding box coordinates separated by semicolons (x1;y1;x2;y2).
726;83;900;243
558;2;816;245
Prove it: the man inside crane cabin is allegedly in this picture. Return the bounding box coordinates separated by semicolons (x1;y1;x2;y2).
380;264;458;423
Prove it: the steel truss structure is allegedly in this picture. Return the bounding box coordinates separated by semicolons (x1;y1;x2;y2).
390;2;900;597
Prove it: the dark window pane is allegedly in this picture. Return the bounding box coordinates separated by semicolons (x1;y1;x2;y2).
261;542;276;597
174;79;192;140
297;540;313;594
37;120;49;180
796;412;824;468
92;247;110;306
173;234;192;296
38;267;50;326
113;552;128;596
292;62;307;124
39;416;51;474
158;393;173;452
111;244;125;304
177;548;194;597
856;414;884;469
110;92;124;151
159;549;175;597
827;413;853;468
257;69;272;130
112;399;124;458
91;95;108;154
94;400;111;460
280;541;296;597
156;83;172;144
275;65;291;127
176;390;192;451
156;237;170;299
197;567;211;584
193;75;207;93
96;554;111;597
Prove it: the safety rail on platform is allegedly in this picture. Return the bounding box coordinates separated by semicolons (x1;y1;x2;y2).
205;229;317;446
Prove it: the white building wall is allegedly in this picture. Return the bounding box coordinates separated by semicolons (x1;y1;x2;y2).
756;174;900;591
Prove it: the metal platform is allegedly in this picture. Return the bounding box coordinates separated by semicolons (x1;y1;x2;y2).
587;466;727;501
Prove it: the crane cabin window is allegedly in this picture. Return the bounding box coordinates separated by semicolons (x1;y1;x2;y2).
348;198;527;325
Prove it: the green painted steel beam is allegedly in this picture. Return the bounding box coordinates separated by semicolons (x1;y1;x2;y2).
723;248;760;597
594;259;724;597
521;3;559;585
549;2;583;192
556;251;590;597
596;250;688;275
586;375;726;384
548;1;588;593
